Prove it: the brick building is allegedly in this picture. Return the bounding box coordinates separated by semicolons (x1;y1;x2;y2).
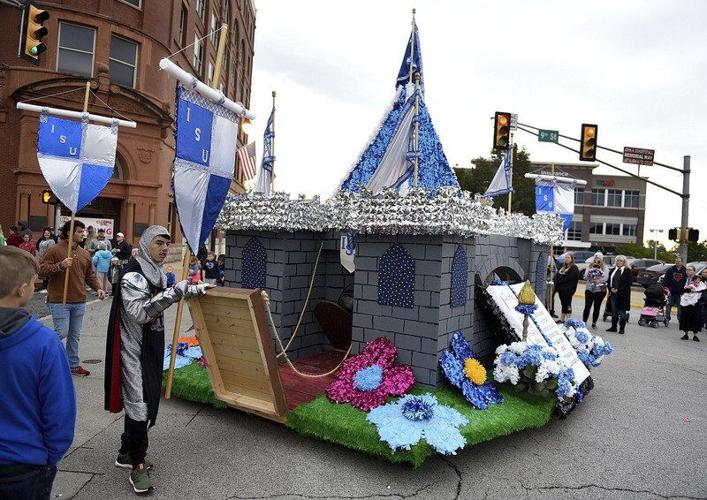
532;162;648;251
0;0;255;245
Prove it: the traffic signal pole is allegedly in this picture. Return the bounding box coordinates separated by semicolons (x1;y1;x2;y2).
680;156;690;262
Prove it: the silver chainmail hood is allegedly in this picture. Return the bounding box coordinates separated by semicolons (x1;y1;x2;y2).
134;225;171;289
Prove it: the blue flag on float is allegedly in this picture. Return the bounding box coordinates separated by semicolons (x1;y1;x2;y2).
535;179;574;231
37;114;117;212
173;86;239;254
253;106;275;196
396;17;423;91
484;147;513;197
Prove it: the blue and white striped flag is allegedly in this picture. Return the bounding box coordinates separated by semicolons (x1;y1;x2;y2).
253;106;275;195
535;180;574;231
396;19;423;91
173;85;239;254
37;114;117;212
484;147;513;198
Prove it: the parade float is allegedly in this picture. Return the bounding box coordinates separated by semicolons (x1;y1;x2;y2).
164;11;613;466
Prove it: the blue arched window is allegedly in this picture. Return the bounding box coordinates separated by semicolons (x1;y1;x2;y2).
241;237;266;289
378;243;415;308
450;245;468;308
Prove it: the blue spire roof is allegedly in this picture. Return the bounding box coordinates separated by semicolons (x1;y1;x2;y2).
339;19;458;194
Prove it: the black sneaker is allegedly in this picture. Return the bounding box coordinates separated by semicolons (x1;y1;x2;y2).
681;334;689;340
693;335;700;342
606;328;617;333
129;465;153;494
591;323;597;329
116;453;153;470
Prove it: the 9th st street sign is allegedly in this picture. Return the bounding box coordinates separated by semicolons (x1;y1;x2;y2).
623;146;655;166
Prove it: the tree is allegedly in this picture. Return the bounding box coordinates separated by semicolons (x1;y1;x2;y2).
454;145;536;216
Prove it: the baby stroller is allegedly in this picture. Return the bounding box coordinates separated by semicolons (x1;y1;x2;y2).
637;284;670;328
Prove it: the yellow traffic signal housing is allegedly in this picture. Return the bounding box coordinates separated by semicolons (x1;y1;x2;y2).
579;124;598;161
493;112;511;150
21;4;50;64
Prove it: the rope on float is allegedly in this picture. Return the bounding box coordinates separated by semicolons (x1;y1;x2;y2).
275;242;323;357
262;290;352;378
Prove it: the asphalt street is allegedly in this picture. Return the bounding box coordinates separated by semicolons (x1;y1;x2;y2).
43;295;706;500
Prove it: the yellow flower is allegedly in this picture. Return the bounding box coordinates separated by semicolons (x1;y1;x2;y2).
464;358;487;385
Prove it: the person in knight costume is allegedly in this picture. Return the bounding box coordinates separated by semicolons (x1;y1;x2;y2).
104;226;210;494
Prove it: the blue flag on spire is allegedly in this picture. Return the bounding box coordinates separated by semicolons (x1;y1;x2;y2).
254;106;275;196
396;19;424;91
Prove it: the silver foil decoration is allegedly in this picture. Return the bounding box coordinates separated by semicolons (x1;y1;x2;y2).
217;188;564;245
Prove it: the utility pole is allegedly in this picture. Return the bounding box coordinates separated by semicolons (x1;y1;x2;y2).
679;156;690;263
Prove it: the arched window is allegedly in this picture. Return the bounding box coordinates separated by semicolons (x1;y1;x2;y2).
484;266;522;285
112;153;127;180
450;245;468;308
241;237;266;289
378;243;415;308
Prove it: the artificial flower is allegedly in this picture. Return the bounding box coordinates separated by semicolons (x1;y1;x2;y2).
367;394;468;455
440;331;503;410
326;337;415;411
562;320;614;369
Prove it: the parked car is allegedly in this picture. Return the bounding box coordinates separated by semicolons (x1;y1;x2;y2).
637;263;671;288
630;259;664;283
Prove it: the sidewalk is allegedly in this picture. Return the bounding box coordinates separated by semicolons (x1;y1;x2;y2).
46;294;707;499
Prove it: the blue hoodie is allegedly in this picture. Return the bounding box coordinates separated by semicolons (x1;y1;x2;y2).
92;248;113;273
0;308;76;466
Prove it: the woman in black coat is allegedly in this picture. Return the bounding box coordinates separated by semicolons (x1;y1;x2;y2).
606;255;632;334
554;253;580;322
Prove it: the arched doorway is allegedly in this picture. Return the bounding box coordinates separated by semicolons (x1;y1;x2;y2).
483;266;523;285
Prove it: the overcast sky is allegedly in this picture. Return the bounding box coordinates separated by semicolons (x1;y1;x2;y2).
247;0;707;247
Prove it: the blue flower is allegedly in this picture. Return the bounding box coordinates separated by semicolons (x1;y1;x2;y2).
367;394;468;455
353;365;384;392
520;344;543;367
541;350;558;361
499;351;518;366
564;319;586;329
576;331;590;344
440;331;503;410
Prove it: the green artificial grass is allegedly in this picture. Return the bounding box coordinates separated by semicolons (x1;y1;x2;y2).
161;363;228;410
286;385;555;468
165;364;556;467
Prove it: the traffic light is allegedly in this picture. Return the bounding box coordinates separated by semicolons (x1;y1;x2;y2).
20;3;49;64
688;228;700;242
579;124;598;161
492;112;511;150
41;190;59;205
668;228;681;241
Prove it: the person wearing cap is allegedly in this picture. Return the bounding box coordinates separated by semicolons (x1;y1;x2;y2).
104;225;210;494
87;228;112;257
113;232;132;268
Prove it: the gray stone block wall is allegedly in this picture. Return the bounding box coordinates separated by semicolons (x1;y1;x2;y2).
225;229;551;389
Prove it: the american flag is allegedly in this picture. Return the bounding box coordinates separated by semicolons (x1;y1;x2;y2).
236;142;257;182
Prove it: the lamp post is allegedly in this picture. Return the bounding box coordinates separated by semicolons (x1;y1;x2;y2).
649;229;664;260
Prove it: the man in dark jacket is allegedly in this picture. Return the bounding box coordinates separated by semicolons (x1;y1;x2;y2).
663;257;687;324
0;246;76;499
105;226;209;494
113;232;133;267
606;255;632;334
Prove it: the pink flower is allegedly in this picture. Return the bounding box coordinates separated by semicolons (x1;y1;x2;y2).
326;337;415;411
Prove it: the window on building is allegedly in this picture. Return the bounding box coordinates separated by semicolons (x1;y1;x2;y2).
178;4;188;46
624;190;640;208
196;0;205;19
591;189;605;206
109;35;138;88
567;221;583;241
210;12;218;45
207;61;214;86
57;23;96;77
622;224;637;237
605;223;621;235
120;0;140;6
607;189;622;207
192;33;203;74
574;187;585;205
589;223;603;235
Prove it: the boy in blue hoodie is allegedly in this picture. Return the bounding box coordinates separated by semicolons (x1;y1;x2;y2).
0;246;76;499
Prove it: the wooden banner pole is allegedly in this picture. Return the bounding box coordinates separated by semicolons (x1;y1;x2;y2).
166;24;228;399
61;81;91;305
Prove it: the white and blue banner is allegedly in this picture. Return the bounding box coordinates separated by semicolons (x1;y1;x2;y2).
535;180;574;231
173;86;239;254
253;106;275;196
37;114;117;212
340;232;356;273
484;147;513;197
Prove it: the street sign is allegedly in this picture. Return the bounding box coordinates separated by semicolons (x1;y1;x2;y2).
623;146;654;166
538;129;559;143
510;113;518;131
